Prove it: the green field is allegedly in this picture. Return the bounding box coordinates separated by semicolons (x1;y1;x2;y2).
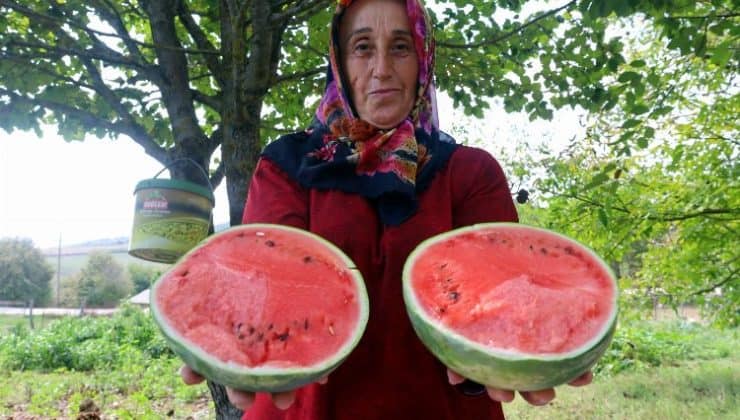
0;311;737;419
504;357;739;419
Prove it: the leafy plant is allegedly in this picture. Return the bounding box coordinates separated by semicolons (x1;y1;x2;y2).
0;304;172;372
594;320;736;376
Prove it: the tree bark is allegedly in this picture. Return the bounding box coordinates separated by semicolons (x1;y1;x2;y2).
143;0;213;185
207;381;244;419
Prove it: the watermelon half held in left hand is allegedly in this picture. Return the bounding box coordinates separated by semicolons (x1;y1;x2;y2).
150;224;369;392
402;223;618;391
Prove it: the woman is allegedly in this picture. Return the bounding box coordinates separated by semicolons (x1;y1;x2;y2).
182;0;591;418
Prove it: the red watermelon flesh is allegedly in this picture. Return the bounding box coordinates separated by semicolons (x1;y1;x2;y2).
410;227;615;354
155;226;363;368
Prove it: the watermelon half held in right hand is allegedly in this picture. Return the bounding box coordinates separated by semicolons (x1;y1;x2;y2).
402;223;618;391
150;224;369;392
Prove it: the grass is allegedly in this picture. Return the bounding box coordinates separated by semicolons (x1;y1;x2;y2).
504;357;739;419
0;312;737;419
0;356;736;419
0;359;212;419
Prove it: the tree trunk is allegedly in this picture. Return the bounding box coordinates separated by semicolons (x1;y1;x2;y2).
207;381;244;419
223;121;263;225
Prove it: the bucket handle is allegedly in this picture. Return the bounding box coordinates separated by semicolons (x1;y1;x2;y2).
153;158;214;192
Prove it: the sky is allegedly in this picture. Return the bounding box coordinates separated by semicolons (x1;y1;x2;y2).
0;131;230;250
0;94;582;251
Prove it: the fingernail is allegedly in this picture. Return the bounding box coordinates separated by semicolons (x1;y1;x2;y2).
226;388;255;411
446;370;463;385
273;393;295;410
486;388;514;403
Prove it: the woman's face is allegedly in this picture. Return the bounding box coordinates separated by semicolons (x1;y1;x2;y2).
340;0;419;129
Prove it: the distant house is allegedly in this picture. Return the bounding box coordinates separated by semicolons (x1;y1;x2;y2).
129;289;150;308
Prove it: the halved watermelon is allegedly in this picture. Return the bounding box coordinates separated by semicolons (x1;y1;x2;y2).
150;224;369;392
403;223;617;391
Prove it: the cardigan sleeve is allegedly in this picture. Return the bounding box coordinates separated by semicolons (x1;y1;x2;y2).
449;147;519;227
242;157;310;229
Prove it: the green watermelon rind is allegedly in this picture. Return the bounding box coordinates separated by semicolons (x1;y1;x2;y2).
150;223;370;393
402;222;618;391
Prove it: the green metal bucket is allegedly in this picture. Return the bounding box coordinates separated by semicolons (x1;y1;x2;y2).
128;159;214;263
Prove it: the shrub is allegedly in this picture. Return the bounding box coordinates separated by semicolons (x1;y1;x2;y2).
0;304;172;371
594;320;735;376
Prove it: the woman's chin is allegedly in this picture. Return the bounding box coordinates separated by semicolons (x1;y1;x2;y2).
362;112;408;130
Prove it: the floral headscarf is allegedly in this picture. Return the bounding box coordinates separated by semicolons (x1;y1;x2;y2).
318;0;439;135
262;0;457;225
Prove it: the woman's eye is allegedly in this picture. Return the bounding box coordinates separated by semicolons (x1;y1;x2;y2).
392;42;412;55
353;42;371;55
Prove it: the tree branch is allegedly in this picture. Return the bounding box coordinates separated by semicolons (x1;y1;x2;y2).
664;12;740;20
7;39;145;70
553;190;740;222
272;66;325;85
689;265;740;296
0;0;219;57
89;0;150;68
209;160;225;190
658;208;740;222
0;54;97;92
176;0;224;86
437;0;577;50
2;89;168;162
271;0;332;25
191;89;222;112
78;53;161;155
282;39;328;60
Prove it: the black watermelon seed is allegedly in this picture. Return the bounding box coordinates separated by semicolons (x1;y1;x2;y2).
265;240;275;247
303;256;312;263
448;291;460;301
277;332;289;341
304;319;309;330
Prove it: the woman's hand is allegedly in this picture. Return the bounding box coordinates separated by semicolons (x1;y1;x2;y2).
446;369;593;406
180;365;327;411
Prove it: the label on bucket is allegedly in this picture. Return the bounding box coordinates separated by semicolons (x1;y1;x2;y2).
141;190;171;215
129;187;212;263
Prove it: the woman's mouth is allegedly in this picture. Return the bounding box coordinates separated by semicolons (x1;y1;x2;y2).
369;88;400;98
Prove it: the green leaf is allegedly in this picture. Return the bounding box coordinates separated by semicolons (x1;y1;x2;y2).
598;208;609;227
622;118;641;129
710;44;733;67
631;104;650;115
618;71;641;83
584;172;610;190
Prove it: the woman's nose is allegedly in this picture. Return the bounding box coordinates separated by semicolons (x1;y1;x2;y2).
372;51;393;79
